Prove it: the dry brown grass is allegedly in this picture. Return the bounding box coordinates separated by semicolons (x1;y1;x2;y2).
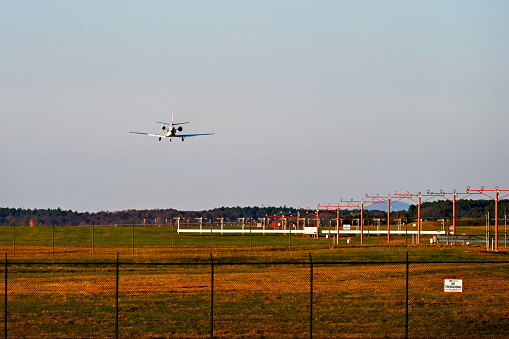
3;242;509;338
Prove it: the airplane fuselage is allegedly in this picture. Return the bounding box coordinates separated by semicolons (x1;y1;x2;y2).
129;114;213;142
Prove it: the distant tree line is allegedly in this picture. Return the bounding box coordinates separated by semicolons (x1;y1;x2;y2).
0;206;297;226
406;199;509;219
0;200;507;226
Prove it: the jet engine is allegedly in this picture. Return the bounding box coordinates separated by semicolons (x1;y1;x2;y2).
177;126;183;132
161;125;168;131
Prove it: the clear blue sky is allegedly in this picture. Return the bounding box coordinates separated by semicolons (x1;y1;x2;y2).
2;1;508;212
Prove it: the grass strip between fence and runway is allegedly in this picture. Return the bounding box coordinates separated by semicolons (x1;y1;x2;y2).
1;223;507;258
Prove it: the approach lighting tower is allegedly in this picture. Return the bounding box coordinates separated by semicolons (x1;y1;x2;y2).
365;194;392;243
391;192;421;243
336;200;366;244
423;188;483;237
465;186;509;252
317;204;342;242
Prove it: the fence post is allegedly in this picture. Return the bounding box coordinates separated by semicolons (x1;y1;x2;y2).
210;253;214;339
116;253;119;339
52;224;55;256
210;222;213;252
309;252;313;339
4;253;7;339
131;222;134;254
405;251;409;339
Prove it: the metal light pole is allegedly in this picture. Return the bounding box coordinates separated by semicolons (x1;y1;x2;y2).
418;194;421;244
486;213;490;251
387;195;391;244
495;190;499;252
316;207;319;239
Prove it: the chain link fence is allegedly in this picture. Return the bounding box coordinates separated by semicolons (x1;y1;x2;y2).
1;255;508;338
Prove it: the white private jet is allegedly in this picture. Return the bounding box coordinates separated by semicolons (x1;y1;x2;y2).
129;114;214;142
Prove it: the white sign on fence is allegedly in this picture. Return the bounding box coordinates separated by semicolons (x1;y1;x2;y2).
444;279;463;293
343;224;351;230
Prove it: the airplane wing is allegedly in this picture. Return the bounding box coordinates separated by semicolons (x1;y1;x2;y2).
175;133;215;138
129;131;166;138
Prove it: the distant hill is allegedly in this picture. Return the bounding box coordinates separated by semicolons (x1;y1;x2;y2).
365;201;410;211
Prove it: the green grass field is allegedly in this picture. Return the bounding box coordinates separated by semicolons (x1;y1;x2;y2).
1;222;507;259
